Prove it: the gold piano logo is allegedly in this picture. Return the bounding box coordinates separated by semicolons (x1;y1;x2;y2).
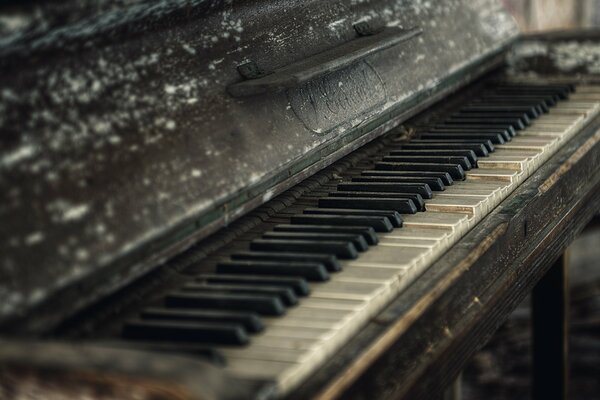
288;61;386;134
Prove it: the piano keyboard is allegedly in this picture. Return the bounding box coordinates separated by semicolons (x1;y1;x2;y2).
118;83;600;394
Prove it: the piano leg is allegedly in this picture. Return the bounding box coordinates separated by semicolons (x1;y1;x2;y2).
442;372;462;400
532;250;570;400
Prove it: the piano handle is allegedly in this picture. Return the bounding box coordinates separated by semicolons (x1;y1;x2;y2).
227;24;422;97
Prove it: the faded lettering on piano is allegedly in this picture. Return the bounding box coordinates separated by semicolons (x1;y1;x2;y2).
288;61;386;134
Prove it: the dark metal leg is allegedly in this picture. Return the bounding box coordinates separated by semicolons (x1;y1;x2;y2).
532;250;570;400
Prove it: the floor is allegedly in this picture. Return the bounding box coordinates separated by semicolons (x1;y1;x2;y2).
462;227;600;400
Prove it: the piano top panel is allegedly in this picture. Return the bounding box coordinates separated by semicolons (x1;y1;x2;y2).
0;0;518;329
507;30;600;77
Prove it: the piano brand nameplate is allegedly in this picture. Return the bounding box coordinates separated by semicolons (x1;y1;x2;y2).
288;62;386;134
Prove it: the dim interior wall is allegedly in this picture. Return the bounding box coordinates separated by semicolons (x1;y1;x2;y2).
503;0;600;31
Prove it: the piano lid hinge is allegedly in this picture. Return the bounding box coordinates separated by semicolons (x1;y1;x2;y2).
236;60;271;80
353;21;384;37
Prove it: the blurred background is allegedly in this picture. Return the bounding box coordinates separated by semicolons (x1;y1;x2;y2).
503;0;600;31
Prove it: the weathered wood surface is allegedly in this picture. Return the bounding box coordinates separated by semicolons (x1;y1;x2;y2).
0;0;518;333
0;340;275;400
290;115;600;400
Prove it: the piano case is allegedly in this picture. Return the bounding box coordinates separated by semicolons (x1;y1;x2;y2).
2;1;600;399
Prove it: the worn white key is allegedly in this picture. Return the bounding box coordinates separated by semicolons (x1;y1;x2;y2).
221;346;313;363
262;317;345;330
377;237;438;249
336;264;408;283
346;245;428;269
249;334;320;351
575;85;600;93
309;280;390;301
424;195;486;215
477;155;531;172
569;94;600;101
379;227;450;241
401;212;469;234
282;306;354;322
488;149;543;169
529;119;576;128
299;297;367;311
263;326;336;340
467;168;522;184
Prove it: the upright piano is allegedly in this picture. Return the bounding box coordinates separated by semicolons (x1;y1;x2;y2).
1;1;600;399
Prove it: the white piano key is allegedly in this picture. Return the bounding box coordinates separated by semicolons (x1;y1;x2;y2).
335;264;409;283
424;195;487;215
345;245;428;269
477;155;531;172
379;227;451;241
466;168;523;184
377;237;438;248
249;334;320;351
574;85;600;93
401;211;470;234
298;297;369;311
282;306;354;321
263;317;346;330
263;326;337;340
309;280;390;301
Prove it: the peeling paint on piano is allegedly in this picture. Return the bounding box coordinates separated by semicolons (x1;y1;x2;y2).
0;0;519;329
508;36;600;75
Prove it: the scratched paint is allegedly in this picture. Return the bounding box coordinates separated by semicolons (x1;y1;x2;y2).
0;0;518;327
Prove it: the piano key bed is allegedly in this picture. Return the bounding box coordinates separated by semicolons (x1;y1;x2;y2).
91;82;600;395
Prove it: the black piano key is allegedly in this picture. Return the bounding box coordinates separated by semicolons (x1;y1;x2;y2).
317;197;417;215
398;142;489;157
388;149;478;166
250;239;358;259
373;162;465;181
350;176;446;192
200;273;310;296
432;125;514;139
444;116;526;130
123;319;249;345
217;259;330;281
382;155;472;170
182;283;298;306
110;341;226;365
477;95;553;109
494;92;559;105
329;191;425;211
140;307;264;333
166;291;286;316
474;96;549;109
494;83;574;97
231;250;341;272
419;132;505;145
453;111;531;126
340;180;434;196
290;214;394;232
263;231;369;252
457;106;540;119
494;87;565;101
303;208;403;227
409;139;495;153
272;224;378;246
359;170;454;185
475;97;551;111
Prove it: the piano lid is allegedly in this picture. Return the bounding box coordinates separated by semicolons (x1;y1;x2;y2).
0;0;518;330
